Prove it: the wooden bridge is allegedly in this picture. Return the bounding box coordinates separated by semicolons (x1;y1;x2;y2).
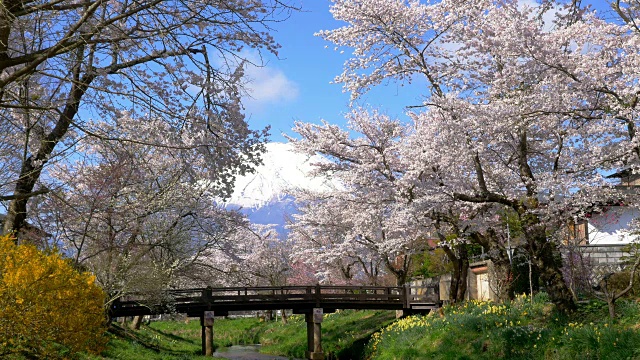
110;284;440;359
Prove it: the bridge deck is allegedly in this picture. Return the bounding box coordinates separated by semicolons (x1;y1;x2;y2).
110;285;440;317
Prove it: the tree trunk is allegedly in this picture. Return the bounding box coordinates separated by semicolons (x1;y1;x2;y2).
383;255;408;287
456;248;469;302
451;262;461;302
2;61;94;240
450;258;469;303
534;237;576;313
607;300;616;319
443;245;468;303
130;315;143;330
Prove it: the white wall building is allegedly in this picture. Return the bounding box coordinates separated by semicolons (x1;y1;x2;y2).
586;207;640;245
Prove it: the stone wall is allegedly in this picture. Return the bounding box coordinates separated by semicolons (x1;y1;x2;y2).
565;244;629;266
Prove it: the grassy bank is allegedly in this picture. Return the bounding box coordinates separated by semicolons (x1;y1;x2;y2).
367;294;640;360
89;297;639;360
86;317;267;359
259;310;396;359
88;320;209;360
89;310;395;359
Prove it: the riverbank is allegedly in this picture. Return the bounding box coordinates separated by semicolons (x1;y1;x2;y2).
259;310;396;359
367;294;640;359
88;296;640;360
88;310;395;360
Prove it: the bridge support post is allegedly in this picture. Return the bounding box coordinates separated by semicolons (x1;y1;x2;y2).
200;311;214;356
305;308;324;360
397;283;411;318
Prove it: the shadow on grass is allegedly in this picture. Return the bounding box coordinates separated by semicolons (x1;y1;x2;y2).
145;325;200;346
109;324;161;353
334;332;373;360
108;323;202;356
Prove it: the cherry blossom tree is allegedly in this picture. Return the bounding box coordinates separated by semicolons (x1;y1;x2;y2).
220;224;292;287
613;0;640;32
288;108;508;301
288;190;386;285
288;109;422;286
0;0;296;237
316;0;640;312
195;224;297;287
42;129;246;301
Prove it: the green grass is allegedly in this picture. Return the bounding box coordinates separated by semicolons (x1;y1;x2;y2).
74;297;640;360
367;294;640;360
84;317;265;359
84;321;213;360
259;310;397;359
86;310;394;359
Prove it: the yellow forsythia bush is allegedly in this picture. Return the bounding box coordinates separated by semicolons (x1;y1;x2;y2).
0;234;108;358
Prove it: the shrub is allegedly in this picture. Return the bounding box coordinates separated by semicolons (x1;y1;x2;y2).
552;321;640;360
0;234;108;358
605;270;640;298
366;295;640;360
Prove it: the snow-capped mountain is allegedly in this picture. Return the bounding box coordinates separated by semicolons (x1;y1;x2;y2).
225;142;337;231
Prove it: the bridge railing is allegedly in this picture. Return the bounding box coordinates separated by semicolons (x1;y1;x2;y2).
192;285;406;304
111;284;440;317
405;284;440;307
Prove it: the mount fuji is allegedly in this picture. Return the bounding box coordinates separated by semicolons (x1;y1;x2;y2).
224;142;337;233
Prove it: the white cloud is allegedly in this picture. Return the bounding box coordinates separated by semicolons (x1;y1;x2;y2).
207;49;300;115
231;49;299;114
243;63;300;111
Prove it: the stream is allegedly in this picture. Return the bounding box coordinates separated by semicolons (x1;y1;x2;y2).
213;344;302;360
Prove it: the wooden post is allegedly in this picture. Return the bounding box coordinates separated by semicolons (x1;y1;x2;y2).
404;283;411;308
306;313;314;356
315;283;321;307
200;315;205;355
305;308;324;360
201;311;214;356
397;284;412;318
203;287;213;303
313;320;322;354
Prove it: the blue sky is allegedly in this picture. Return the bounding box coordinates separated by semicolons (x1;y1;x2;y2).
241;0;423;143
243;0;613;144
